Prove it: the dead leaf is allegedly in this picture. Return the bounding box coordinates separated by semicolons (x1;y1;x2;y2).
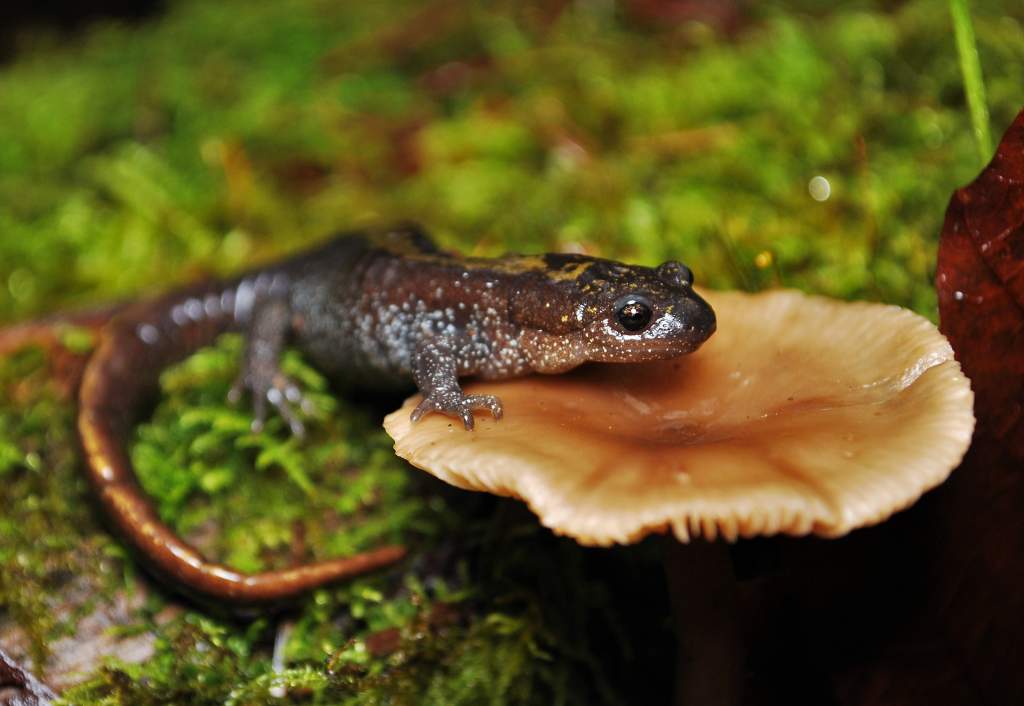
936;107;1024;457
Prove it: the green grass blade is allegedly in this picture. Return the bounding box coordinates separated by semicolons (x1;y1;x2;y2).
950;0;993;163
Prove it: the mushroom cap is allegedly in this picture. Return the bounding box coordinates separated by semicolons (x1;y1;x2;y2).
385;290;975;546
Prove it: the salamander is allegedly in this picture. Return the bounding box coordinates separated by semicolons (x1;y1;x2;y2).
34;223;717;606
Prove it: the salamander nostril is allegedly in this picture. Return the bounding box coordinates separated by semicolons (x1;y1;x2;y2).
697;303;716;340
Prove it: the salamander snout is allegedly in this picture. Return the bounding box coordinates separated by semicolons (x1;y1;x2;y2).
678;288;716;343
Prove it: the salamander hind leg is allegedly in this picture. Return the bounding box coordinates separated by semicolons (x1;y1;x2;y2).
228;293;313;437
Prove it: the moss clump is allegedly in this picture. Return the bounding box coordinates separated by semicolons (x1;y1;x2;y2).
0;348;116;671
129;334;422;567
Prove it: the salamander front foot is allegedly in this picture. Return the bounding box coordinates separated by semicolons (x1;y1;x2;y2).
409;391;503;431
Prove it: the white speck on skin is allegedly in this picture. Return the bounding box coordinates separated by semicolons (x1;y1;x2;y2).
137;323;160;344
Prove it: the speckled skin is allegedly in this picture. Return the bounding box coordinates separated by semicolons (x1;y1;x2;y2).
75;223;716;606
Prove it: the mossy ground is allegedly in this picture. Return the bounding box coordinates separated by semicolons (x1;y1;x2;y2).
0;1;1021;704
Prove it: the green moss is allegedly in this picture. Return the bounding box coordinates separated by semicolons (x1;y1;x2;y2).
0;349;117;670
131;334;424;570
2;0;1022;703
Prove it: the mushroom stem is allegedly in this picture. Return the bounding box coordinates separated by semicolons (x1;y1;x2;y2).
663;538;743;706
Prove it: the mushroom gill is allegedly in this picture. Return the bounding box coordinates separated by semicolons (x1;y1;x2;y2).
384;289;975;546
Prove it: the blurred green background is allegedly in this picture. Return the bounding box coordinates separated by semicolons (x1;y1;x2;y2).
0;1;1021;704
3;0;1022;324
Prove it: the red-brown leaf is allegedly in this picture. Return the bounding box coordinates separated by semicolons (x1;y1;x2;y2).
936;107;1024;456
922;108;1024;705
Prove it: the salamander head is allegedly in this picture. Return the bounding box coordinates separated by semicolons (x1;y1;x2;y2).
511;254;717;372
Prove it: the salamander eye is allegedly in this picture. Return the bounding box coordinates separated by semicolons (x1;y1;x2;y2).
615;296;653;333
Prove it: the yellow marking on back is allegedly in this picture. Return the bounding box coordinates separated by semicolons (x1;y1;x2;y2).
457;256;595;282
547;261;593;282
464;255;550;275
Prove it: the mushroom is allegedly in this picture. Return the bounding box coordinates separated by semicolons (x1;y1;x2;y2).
384;289;975;706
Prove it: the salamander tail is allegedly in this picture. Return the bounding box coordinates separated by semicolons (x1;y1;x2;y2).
77;285;405;608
